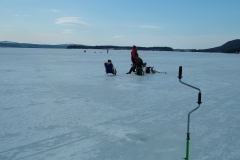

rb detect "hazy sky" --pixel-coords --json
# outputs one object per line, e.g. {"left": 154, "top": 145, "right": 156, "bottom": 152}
{"left": 0, "top": 0, "right": 239, "bottom": 49}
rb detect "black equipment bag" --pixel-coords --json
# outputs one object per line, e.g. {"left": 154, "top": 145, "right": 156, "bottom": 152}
{"left": 145, "top": 67, "right": 151, "bottom": 73}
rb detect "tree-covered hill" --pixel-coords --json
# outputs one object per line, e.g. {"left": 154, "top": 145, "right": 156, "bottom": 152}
{"left": 197, "top": 39, "right": 240, "bottom": 53}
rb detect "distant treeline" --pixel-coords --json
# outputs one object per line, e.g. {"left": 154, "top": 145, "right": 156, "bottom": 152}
{"left": 194, "top": 48, "right": 240, "bottom": 53}
{"left": 176, "top": 49, "right": 240, "bottom": 53}
{"left": 1, "top": 39, "right": 239, "bottom": 53}
{"left": 67, "top": 45, "right": 174, "bottom": 51}
{"left": 0, "top": 42, "right": 69, "bottom": 49}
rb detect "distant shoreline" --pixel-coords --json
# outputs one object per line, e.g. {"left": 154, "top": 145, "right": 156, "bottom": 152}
{"left": 1, "top": 39, "right": 239, "bottom": 53}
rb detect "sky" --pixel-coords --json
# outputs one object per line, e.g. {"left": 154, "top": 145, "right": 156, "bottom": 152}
{"left": 0, "top": 0, "right": 240, "bottom": 49}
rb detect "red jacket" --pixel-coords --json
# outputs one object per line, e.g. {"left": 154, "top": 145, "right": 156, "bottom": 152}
{"left": 131, "top": 49, "right": 137, "bottom": 59}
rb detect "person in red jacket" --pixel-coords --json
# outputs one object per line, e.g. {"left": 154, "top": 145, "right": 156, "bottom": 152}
{"left": 131, "top": 45, "right": 137, "bottom": 64}
{"left": 126, "top": 45, "right": 137, "bottom": 74}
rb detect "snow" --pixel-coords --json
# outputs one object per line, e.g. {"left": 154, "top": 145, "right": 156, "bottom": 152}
{"left": 0, "top": 48, "right": 240, "bottom": 160}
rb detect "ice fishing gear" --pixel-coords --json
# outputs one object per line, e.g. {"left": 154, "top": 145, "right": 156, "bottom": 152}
{"left": 145, "top": 66, "right": 167, "bottom": 74}
{"left": 145, "top": 66, "right": 151, "bottom": 73}
{"left": 155, "top": 70, "right": 167, "bottom": 74}
{"left": 136, "top": 67, "right": 144, "bottom": 75}
{"left": 137, "top": 63, "right": 147, "bottom": 75}
{"left": 178, "top": 66, "right": 202, "bottom": 160}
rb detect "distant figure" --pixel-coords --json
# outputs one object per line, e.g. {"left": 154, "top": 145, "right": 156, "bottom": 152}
{"left": 131, "top": 45, "right": 137, "bottom": 70}
{"left": 135, "top": 53, "right": 144, "bottom": 75}
{"left": 107, "top": 49, "right": 109, "bottom": 53}
{"left": 104, "top": 59, "right": 117, "bottom": 75}
{"left": 135, "top": 53, "right": 143, "bottom": 68}
{"left": 84, "top": 50, "right": 86, "bottom": 52}
{"left": 126, "top": 53, "right": 143, "bottom": 74}
{"left": 126, "top": 45, "right": 137, "bottom": 74}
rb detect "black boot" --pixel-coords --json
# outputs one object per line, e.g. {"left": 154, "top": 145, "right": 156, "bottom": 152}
{"left": 126, "top": 68, "right": 133, "bottom": 74}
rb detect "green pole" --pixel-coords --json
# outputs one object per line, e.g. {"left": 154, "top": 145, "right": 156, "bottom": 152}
{"left": 184, "top": 138, "right": 190, "bottom": 160}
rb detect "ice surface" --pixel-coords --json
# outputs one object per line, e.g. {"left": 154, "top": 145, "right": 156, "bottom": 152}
{"left": 0, "top": 48, "right": 240, "bottom": 160}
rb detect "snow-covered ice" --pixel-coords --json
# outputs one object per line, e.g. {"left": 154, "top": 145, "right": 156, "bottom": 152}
{"left": 0, "top": 48, "right": 240, "bottom": 160}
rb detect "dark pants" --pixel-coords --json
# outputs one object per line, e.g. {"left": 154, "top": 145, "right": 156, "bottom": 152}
{"left": 129, "top": 57, "right": 136, "bottom": 73}
{"left": 128, "top": 64, "right": 136, "bottom": 73}
{"left": 131, "top": 57, "right": 136, "bottom": 64}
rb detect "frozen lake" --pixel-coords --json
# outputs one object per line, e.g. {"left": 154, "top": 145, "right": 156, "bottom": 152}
{"left": 0, "top": 48, "right": 240, "bottom": 160}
